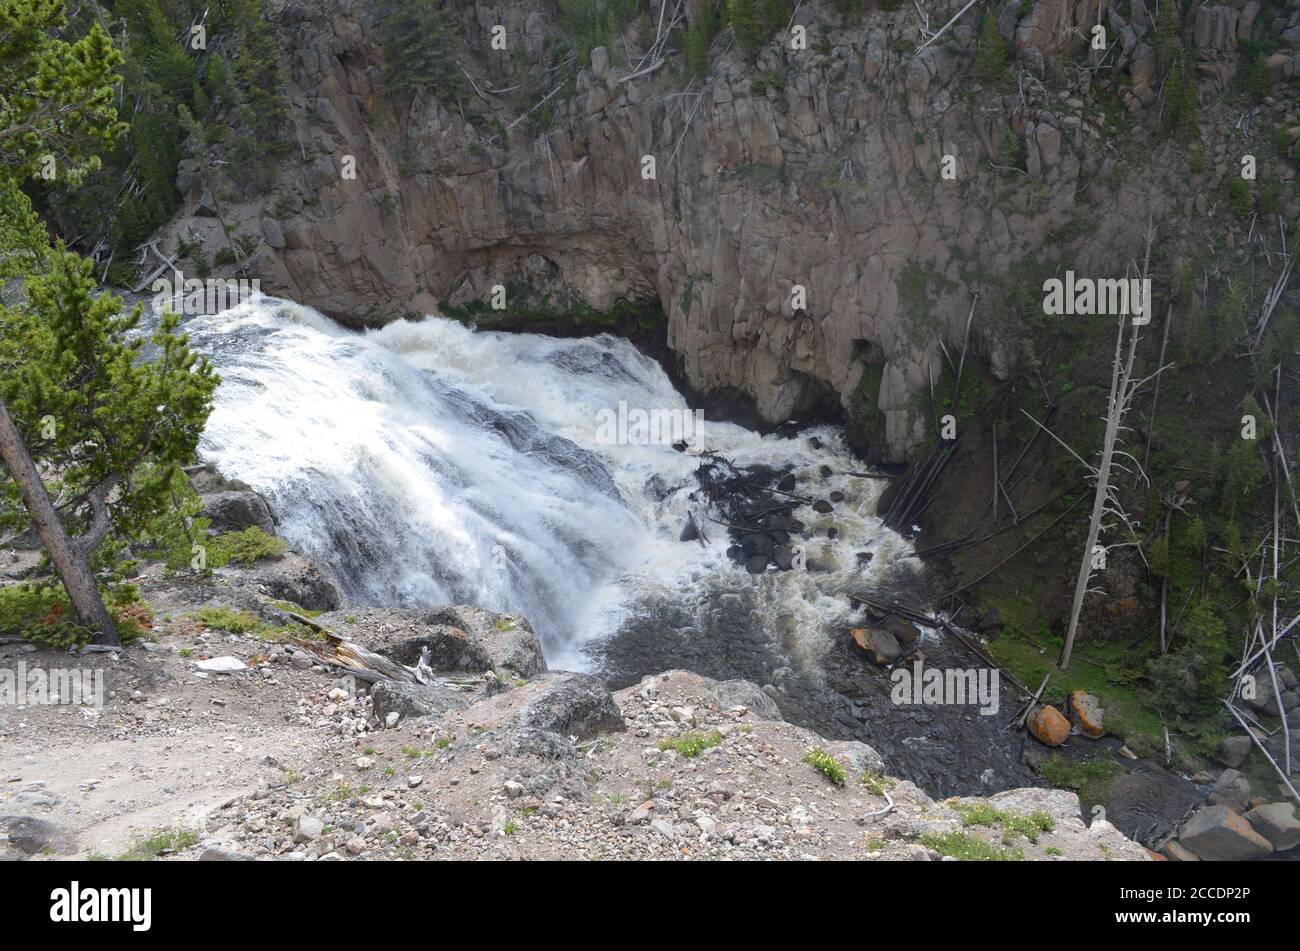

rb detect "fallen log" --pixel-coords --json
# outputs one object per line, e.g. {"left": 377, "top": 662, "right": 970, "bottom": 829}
{"left": 278, "top": 609, "right": 420, "bottom": 684}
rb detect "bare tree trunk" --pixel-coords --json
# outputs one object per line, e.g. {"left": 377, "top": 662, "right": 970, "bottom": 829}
{"left": 1059, "top": 225, "right": 1157, "bottom": 669}
{"left": 0, "top": 399, "right": 119, "bottom": 646}
{"left": 1060, "top": 318, "right": 1134, "bottom": 669}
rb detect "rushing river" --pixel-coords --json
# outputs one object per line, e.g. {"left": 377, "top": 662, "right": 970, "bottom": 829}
{"left": 167, "top": 293, "right": 1039, "bottom": 795}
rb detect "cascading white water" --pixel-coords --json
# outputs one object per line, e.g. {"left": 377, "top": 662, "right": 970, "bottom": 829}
{"left": 180, "top": 295, "right": 919, "bottom": 671}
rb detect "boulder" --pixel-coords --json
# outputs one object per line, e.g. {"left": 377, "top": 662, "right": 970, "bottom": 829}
{"left": 261, "top": 217, "right": 287, "bottom": 250}
{"left": 1208, "top": 768, "right": 1252, "bottom": 813}
{"left": 1178, "top": 804, "right": 1272, "bottom": 860}
{"left": 199, "top": 846, "right": 255, "bottom": 861}
{"left": 1068, "top": 690, "right": 1105, "bottom": 738}
{"left": 370, "top": 679, "right": 470, "bottom": 722}
{"left": 1028, "top": 705, "right": 1070, "bottom": 747}
{"left": 0, "top": 815, "right": 74, "bottom": 855}
{"left": 436, "top": 607, "right": 547, "bottom": 679}
{"left": 1217, "top": 734, "right": 1253, "bottom": 768}
{"left": 517, "top": 671, "right": 624, "bottom": 739}
{"left": 706, "top": 679, "right": 783, "bottom": 720}
{"left": 251, "top": 553, "right": 341, "bottom": 613}
{"left": 320, "top": 606, "right": 545, "bottom": 679}
{"left": 850, "top": 627, "right": 902, "bottom": 665}
{"left": 1243, "top": 802, "right": 1300, "bottom": 851}
{"left": 203, "top": 489, "right": 276, "bottom": 535}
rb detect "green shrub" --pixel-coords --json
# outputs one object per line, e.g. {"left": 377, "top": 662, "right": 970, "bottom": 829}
{"left": 804, "top": 747, "right": 847, "bottom": 785}
{"left": 1227, "top": 176, "right": 1252, "bottom": 216}
{"left": 955, "top": 803, "right": 1055, "bottom": 844}
{"left": 208, "top": 526, "right": 286, "bottom": 566}
{"left": 658, "top": 730, "right": 723, "bottom": 758}
{"left": 920, "top": 831, "right": 1024, "bottom": 861}
{"left": 860, "top": 769, "right": 894, "bottom": 796}
{"left": 0, "top": 583, "right": 148, "bottom": 648}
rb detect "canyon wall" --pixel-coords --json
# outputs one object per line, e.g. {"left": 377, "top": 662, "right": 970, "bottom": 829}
{"left": 163, "top": 0, "right": 1300, "bottom": 460}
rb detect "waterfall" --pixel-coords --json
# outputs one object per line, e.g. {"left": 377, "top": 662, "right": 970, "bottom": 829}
{"left": 178, "top": 295, "right": 918, "bottom": 671}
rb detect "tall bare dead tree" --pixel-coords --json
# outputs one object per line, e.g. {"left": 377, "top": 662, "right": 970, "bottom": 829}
{"left": 1023, "top": 223, "right": 1167, "bottom": 669}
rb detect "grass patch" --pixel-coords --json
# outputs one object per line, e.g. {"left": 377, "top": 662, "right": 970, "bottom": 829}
{"left": 954, "top": 803, "right": 1055, "bottom": 844}
{"left": 804, "top": 747, "right": 847, "bottom": 785}
{"left": 189, "top": 605, "right": 318, "bottom": 643}
{"left": 657, "top": 730, "right": 723, "bottom": 758}
{"left": 117, "top": 827, "right": 199, "bottom": 861}
{"left": 860, "top": 769, "right": 895, "bottom": 796}
{"left": 920, "top": 830, "right": 1025, "bottom": 861}
{"left": 191, "top": 606, "right": 263, "bottom": 635}
{"left": 982, "top": 593, "right": 1164, "bottom": 756}
{"left": 1038, "top": 754, "right": 1122, "bottom": 809}
{"left": 207, "top": 526, "right": 286, "bottom": 566}
{"left": 267, "top": 599, "right": 321, "bottom": 618}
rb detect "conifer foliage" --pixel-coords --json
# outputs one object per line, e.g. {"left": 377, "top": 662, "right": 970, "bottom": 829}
{"left": 380, "top": 0, "right": 467, "bottom": 99}
{"left": 0, "top": 0, "right": 219, "bottom": 644}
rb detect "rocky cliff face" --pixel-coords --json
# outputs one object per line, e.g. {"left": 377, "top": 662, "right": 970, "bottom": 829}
{"left": 162, "top": 0, "right": 1300, "bottom": 461}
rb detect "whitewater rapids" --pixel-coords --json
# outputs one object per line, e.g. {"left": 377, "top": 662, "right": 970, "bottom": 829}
{"left": 176, "top": 295, "right": 918, "bottom": 672}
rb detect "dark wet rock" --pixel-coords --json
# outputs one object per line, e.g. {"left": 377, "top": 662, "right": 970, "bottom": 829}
{"left": 517, "top": 672, "right": 624, "bottom": 739}
{"left": 889, "top": 621, "right": 921, "bottom": 651}
{"left": 1103, "top": 762, "right": 1203, "bottom": 843}
{"left": 707, "top": 679, "right": 783, "bottom": 720}
{"left": 772, "top": 545, "right": 795, "bottom": 570}
{"left": 812, "top": 500, "right": 833, "bottom": 514}
{"left": 830, "top": 490, "right": 845, "bottom": 502}
{"left": 827, "top": 527, "right": 839, "bottom": 540}
{"left": 679, "top": 518, "right": 700, "bottom": 542}
{"left": 855, "top": 551, "right": 874, "bottom": 566}
{"left": 819, "top": 465, "right": 832, "bottom": 478}
{"left": 250, "top": 552, "right": 341, "bottom": 612}
{"left": 976, "top": 608, "right": 1004, "bottom": 633}
{"left": 0, "top": 815, "right": 74, "bottom": 856}
{"left": 777, "top": 473, "right": 797, "bottom": 492}
{"left": 744, "top": 554, "right": 770, "bottom": 574}
{"left": 203, "top": 489, "right": 276, "bottom": 535}
{"left": 371, "top": 679, "right": 471, "bottom": 722}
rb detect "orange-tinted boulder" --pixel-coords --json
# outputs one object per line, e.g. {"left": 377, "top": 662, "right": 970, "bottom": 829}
{"left": 1028, "top": 704, "right": 1070, "bottom": 746}
{"left": 1068, "top": 689, "right": 1105, "bottom": 738}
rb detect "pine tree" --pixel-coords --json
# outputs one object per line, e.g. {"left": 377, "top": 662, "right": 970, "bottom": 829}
{"left": 686, "top": 2, "right": 719, "bottom": 79}
{"left": 728, "top": 0, "right": 763, "bottom": 59}
{"left": 380, "top": 0, "right": 466, "bottom": 100}
{"left": 0, "top": 251, "right": 219, "bottom": 644}
{"left": 972, "top": 16, "right": 1009, "bottom": 84}
{"left": 0, "top": 1, "right": 219, "bottom": 644}
{"left": 0, "top": 0, "right": 126, "bottom": 182}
